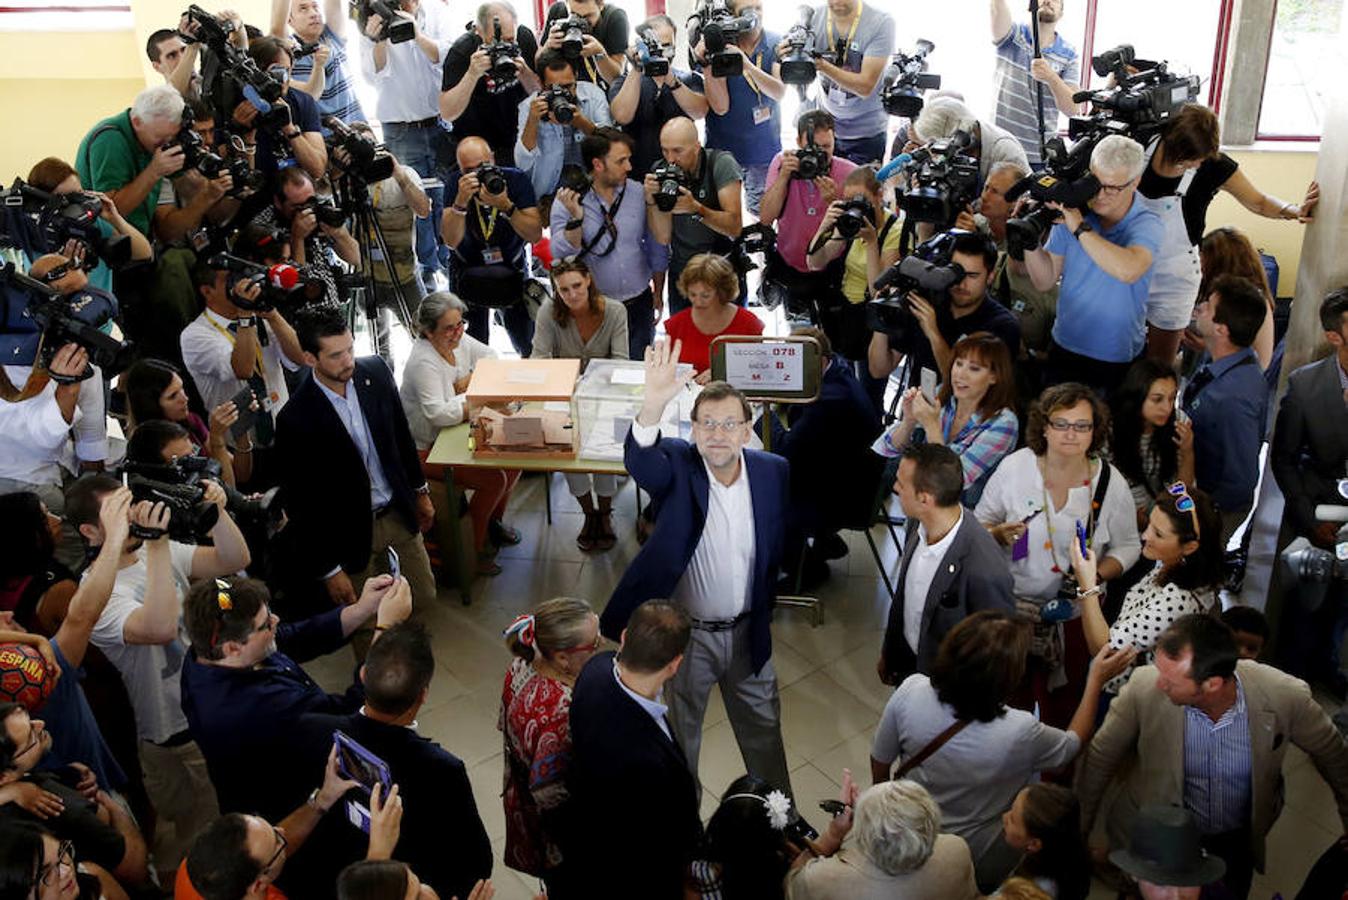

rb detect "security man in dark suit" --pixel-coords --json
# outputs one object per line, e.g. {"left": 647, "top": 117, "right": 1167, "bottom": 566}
{"left": 289, "top": 622, "right": 493, "bottom": 900}
{"left": 879, "top": 443, "right": 1015, "bottom": 683}
{"left": 275, "top": 307, "right": 437, "bottom": 647}
{"left": 1271, "top": 287, "right": 1348, "bottom": 692}
{"left": 569, "top": 600, "right": 701, "bottom": 900}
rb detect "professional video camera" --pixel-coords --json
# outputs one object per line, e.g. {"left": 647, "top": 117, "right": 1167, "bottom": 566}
{"left": 554, "top": 13, "right": 590, "bottom": 59}
{"left": 0, "top": 262, "right": 133, "bottom": 379}
{"left": 0, "top": 180, "right": 132, "bottom": 270}
{"left": 896, "top": 130, "right": 979, "bottom": 226}
{"left": 180, "top": 5, "right": 286, "bottom": 130}
{"left": 350, "top": 0, "right": 414, "bottom": 43}
{"left": 793, "top": 135, "right": 830, "bottom": 180}
{"left": 122, "top": 456, "right": 222, "bottom": 542}
{"left": 1002, "top": 144, "right": 1102, "bottom": 259}
{"left": 866, "top": 231, "right": 965, "bottom": 337}
{"left": 323, "top": 116, "right": 396, "bottom": 184}
{"left": 687, "top": 0, "right": 757, "bottom": 78}
{"left": 834, "top": 196, "right": 874, "bottom": 240}
{"left": 540, "top": 85, "right": 577, "bottom": 124}
{"left": 206, "top": 252, "right": 313, "bottom": 312}
{"left": 727, "top": 222, "right": 775, "bottom": 276}
{"left": 1073, "top": 45, "right": 1201, "bottom": 137}
{"left": 1282, "top": 501, "right": 1348, "bottom": 611}
{"left": 481, "top": 15, "right": 521, "bottom": 82}
{"left": 777, "top": 6, "right": 818, "bottom": 87}
{"left": 634, "top": 25, "right": 671, "bottom": 78}
{"left": 650, "top": 160, "right": 690, "bottom": 213}
{"left": 882, "top": 39, "right": 939, "bottom": 118}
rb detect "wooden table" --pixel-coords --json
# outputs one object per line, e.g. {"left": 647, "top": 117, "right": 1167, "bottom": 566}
{"left": 426, "top": 423, "right": 634, "bottom": 601}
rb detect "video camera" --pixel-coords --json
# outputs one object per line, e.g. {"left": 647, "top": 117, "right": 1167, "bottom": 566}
{"left": 778, "top": 6, "right": 818, "bottom": 87}
{"left": 0, "top": 180, "right": 132, "bottom": 271}
{"left": 1282, "top": 501, "right": 1348, "bottom": 611}
{"left": 0, "top": 262, "right": 133, "bottom": 379}
{"left": 793, "top": 135, "right": 830, "bottom": 180}
{"left": 350, "top": 0, "right": 415, "bottom": 44}
{"left": 688, "top": 0, "right": 757, "bottom": 78}
{"left": 727, "top": 222, "right": 775, "bottom": 276}
{"left": 882, "top": 39, "right": 940, "bottom": 119}
{"left": 555, "top": 13, "right": 590, "bottom": 60}
{"left": 323, "top": 116, "right": 396, "bottom": 184}
{"left": 122, "top": 456, "right": 222, "bottom": 542}
{"left": 540, "top": 85, "right": 578, "bottom": 124}
{"left": 1074, "top": 45, "right": 1201, "bottom": 136}
{"left": 834, "top": 196, "right": 874, "bottom": 240}
{"left": 481, "top": 15, "right": 521, "bottom": 82}
{"left": 866, "top": 231, "right": 965, "bottom": 337}
{"left": 650, "top": 160, "right": 691, "bottom": 212}
{"left": 896, "top": 130, "right": 979, "bottom": 227}
{"left": 634, "top": 25, "right": 671, "bottom": 78}
{"left": 206, "top": 252, "right": 313, "bottom": 312}
{"left": 180, "top": 5, "right": 286, "bottom": 132}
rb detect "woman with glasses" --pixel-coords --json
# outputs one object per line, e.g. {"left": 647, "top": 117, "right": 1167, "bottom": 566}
{"left": 532, "top": 258, "right": 629, "bottom": 550}
{"left": 399, "top": 293, "right": 521, "bottom": 577}
{"left": 1069, "top": 482, "right": 1222, "bottom": 702}
{"left": 498, "top": 597, "right": 601, "bottom": 895}
{"left": 661, "top": 253, "right": 763, "bottom": 382}
{"left": 0, "top": 822, "right": 114, "bottom": 900}
{"left": 123, "top": 359, "right": 248, "bottom": 488}
{"left": 874, "top": 332, "right": 1018, "bottom": 507}
{"left": 975, "top": 383, "right": 1140, "bottom": 728}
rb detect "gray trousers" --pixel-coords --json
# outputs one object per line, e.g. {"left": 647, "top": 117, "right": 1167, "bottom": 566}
{"left": 666, "top": 619, "right": 793, "bottom": 800}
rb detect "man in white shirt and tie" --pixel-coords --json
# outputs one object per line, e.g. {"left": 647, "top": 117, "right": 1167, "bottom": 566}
{"left": 600, "top": 339, "right": 793, "bottom": 798}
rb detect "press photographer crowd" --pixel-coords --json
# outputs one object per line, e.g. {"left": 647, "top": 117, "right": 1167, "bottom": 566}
{"left": 1, "top": 0, "right": 1345, "bottom": 897}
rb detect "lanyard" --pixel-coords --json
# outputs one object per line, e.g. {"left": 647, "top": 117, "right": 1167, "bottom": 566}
{"left": 744, "top": 45, "right": 765, "bottom": 101}
{"left": 826, "top": 2, "right": 862, "bottom": 60}
{"left": 205, "top": 312, "right": 265, "bottom": 378}
{"left": 1039, "top": 460, "right": 1095, "bottom": 576}
{"left": 473, "top": 198, "right": 499, "bottom": 243}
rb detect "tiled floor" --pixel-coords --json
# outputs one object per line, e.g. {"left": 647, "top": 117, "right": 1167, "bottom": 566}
{"left": 301, "top": 473, "right": 1343, "bottom": 900}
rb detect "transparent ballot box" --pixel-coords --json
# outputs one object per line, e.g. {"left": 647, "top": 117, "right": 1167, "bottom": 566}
{"left": 574, "top": 359, "right": 694, "bottom": 461}
{"left": 465, "top": 358, "right": 581, "bottom": 458}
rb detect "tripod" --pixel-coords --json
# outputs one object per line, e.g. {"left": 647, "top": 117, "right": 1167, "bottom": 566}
{"left": 1028, "top": 0, "right": 1049, "bottom": 163}
{"left": 332, "top": 171, "right": 415, "bottom": 363}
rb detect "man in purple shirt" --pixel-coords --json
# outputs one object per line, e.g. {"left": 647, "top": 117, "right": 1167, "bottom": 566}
{"left": 552, "top": 127, "right": 672, "bottom": 358}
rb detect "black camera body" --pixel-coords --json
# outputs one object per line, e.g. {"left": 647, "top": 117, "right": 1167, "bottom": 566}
{"left": 181, "top": 5, "right": 286, "bottom": 131}
{"left": 352, "top": 0, "right": 415, "bottom": 44}
{"left": 834, "top": 196, "right": 875, "bottom": 240}
{"left": 882, "top": 39, "right": 940, "bottom": 118}
{"left": 482, "top": 16, "right": 521, "bottom": 82}
{"left": 1077, "top": 44, "right": 1201, "bottom": 134}
{"left": 867, "top": 232, "right": 966, "bottom": 337}
{"left": 1003, "top": 154, "right": 1103, "bottom": 260}
{"left": 556, "top": 14, "right": 590, "bottom": 59}
{"left": 727, "top": 222, "right": 775, "bottom": 276}
{"left": 651, "top": 160, "right": 690, "bottom": 212}
{"left": 897, "top": 130, "right": 979, "bottom": 226}
{"left": 475, "top": 164, "right": 508, "bottom": 196}
{"left": 303, "top": 197, "right": 349, "bottom": 229}
{"left": 1, "top": 180, "right": 132, "bottom": 271}
{"left": 123, "top": 456, "right": 222, "bottom": 543}
{"left": 778, "top": 8, "right": 818, "bottom": 86}
{"left": 690, "top": 0, "right": 756, "bottom": 78}
{"left": 635, "top": 26, "right": 671, "bottom": 78}
{"left": 206, "top": 252, "right": 315, "bottom": 313}
{"left": 540, "top": 84, "right": 577, "bottom": 124}
{"left": 323, "top": 116, "right": 396, "bottom": 184}
{"left": 794, "top": 139, "right": 830, "bottom": 180}
{"left": 0, "top": 262, "right": 132, "bottom": 380}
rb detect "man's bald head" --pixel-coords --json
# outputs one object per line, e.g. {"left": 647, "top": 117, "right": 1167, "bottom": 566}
{"left": 456, "top": 138, "right": 495, "bottom": 172}
{"left": 660, "top": 118, "right": 701, "bottom": 173}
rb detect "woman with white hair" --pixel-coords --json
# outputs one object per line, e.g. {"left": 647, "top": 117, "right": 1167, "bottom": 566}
{"left": 912, "top": 97, "right": 1029, "bottom": 189}
{"left": 400, "top": 291, "right": 521, "bottom": 576}
{"left": 785, "top": 773, "right": 980, "bottom": 900}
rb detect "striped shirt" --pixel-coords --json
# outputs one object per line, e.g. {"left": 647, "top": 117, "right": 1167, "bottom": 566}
{"left": 1183, "top": 676, "right": 1252, "bottom": 834}
{"left": 876, "top": 401, "right": 1019, "bottom": 506}
{"left": 290, "top": 24, "right": 367, "bottom": 128}
{"left": 992, "top": 23, "right": 1079, "bottom": 168}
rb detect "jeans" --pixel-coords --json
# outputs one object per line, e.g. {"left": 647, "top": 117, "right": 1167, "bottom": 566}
{"left": 622, "top": 287, "right": 656, "bottom": 359}
{"left": 834, "top": 133, "right": 887, "bottom": 166}
{"left": 742, "top": 162, "right": 771, "bottom": 218}
{"left": 380, "top": 121, "right": 449, "bottom": 277}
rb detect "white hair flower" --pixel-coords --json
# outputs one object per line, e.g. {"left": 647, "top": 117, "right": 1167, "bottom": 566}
{"left": 764, "top": 790, "right": 792, "bottom": 831}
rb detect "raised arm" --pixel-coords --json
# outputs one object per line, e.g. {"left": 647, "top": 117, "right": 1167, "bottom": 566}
{"left": 990, "top": 0, "right": 1013, "bottom": 43}
{"left": 55, "top": 489, "right": 131, "bottom": 666}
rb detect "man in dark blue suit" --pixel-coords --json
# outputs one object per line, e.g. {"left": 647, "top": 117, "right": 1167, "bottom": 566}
{"left": 571, "top": 600, "right": 701, "bottom": 900}
{"left": 600, "top": 338, "right": 793, "bottom": 798}
{"left": 274, "top": 307, "right": 436, "bottom": 647}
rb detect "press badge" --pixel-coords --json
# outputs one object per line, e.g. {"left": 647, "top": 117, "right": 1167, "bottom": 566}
{"left": 482, "top": 247, "right": 504, "bottom": 265}
{"left": 752, "top": 105, "right": 772, "bottom": 125}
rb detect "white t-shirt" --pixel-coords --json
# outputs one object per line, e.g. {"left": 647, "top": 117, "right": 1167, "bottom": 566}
{"left": 180, "top": 309, "right": 298, "bottom": 425}
{"left": 89, "top": 541, "right": 196, "bottom": 743}
{"left": 871, "top": 674, "right": 1079, "bottom": 865}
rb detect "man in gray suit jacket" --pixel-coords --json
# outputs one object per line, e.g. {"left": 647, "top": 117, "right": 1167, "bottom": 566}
{"left": 1271, "top": 288, "right": 1348, "bottom": 688}
{"left": 878, "top": 444, "right": 1015, "bottom": 684}
{"left": 1078, "top": 614, "right": 1348, "bottom": 900}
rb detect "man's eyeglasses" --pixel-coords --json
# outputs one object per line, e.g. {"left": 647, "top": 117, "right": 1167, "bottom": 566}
{"left": 262, "top": 827, "right": 288, "bottom": 873}
{"left": 1166, "top": 481, "right": 1201, "bottom": 539}
{"left": 1096, "top": 177, "right": 1137, "bottom": 196}
{"left": 39, "top": 263, "right": 73, "bottom": 284}
{"left": 1047, "top": 419, "right": 1093, "bottom": 433}
{"left": 696, "top": 418, "right": 746, "bottom": 432}
{"left": 38, "top": 840, "right": 75, "bottom": 887}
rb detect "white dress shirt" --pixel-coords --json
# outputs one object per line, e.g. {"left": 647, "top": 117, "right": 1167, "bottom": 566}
{"left": 902, "top": 509, "right": 964, "bottom": 653}
{"left": 0, "top": 365, "right": 102, "bottom": 486}
{"left": 613, "top": 660, "right": 671, "bottom": 740}
{"left": 358, "top": 1, "right": 452, "bottom": 122}
{"left": 398, "top": 335, "right": 497, "bottom": 450}
{"left": 632, "top": 421, "right": 756, "bottom": 621}
{"left": 180, "top": 309, "right": 297, "bottom": 420}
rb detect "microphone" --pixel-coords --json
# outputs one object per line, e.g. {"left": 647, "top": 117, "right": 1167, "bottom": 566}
{"left": 875, "top": 152, "right": 913, "bottom": 182}
{"left": 267, "top": 263, "right": 299, "bottom": 291}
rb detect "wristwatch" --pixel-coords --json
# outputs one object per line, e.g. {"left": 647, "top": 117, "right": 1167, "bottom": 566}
{"left": 307, "top": 788, "right": 329, "bottom": 813}
{"left": 565, "top": 216, "right": 584, "bottom": 230}
{"left": 1073, "top": 221, "right": 1093, "bottom": 239}
{"left": 503, "top": 203, "right": 518, "bottom": 218}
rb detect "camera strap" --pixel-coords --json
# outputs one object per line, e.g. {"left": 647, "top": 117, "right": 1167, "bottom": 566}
{"left": 575, "top": 184, "right": 625, "bottom": 261}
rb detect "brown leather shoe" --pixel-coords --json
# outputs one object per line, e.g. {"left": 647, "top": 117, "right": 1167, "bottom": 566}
{"left": 576, "top": 512, "right": 598, "bottom": 552}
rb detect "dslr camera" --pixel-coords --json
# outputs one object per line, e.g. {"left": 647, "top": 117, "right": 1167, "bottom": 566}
{"left": 481, "top": 15, "right": 521, "bottom": 82}
{"left": 474, "top": 163, "right": 508, "bottom": 196}
{"left": 882, "top": 39, "right": 940, "bottom": 119}
{"left": 634, "top": 26, "right": 671, "bottom": 78}
{"left": 540, "top": 84, "right": 578, "bottom": 124}
{"left": 727, "top": 222, "right": 775, "bottom": 276}
{"left": 688, "top": 0, "right": 757, "bottom": 78}
{"left": 777, "top": 6, "right": 818, "bottom": 87}
{"left": 867, "top": 231, "right": 965, "bottom": 337}
{"left": 350, "top": 0, "right": 415, "bottom": 44}
{"left": 122, "top": 456, "right": 223, "bottom": 543}
{"left": 555, "top": 13, "right": 590, "bottom": 59}
{"left": 833, "top": 196, "right": 875, "bottom": 240}
{"left": 323, "top": 116, "right": 396, "bottom": 184}
{"left": 650, "top": 160, "right": 691, "bottom": 213}
{"left": 0, "top": 262, "right": 133, "bottom": 379}
{"left": 897, "top": 130, "right": 980, "bottom": 227}
{"left": 793, "top": 135, "right": 830, "bottom": 180}
{"left": 0, "top": 180, "right": 133, "bottom": 271}
{"left": 301, "top": 197, "right": 349, "bottom": 229}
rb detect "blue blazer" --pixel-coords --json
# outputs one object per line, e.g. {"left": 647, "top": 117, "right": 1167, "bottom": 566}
{"left": 600, "top": 431, "right": 789, "bottom": 673}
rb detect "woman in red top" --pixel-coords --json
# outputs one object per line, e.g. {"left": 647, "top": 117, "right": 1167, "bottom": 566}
{"left": 662, "top": 253, "right": 764, "bottom": 379}
{"left": 498, "top": 597, "right": 602, "bottom": 895}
